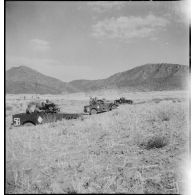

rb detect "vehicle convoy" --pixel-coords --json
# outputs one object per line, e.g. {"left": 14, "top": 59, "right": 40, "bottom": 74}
{"left": 84, "top": 97, "right": 118, "bottom": 115}
{"left": 114, "top": 97, "right": 133, "bottom": 105}
{"left": 12, "top": 100, "right": 81, "bottom": 127}
{"left": 12, "top": 97, "right": 132, "bottom": 126}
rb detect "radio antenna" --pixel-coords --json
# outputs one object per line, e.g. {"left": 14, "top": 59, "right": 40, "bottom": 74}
{"left": 35, "top": 81, "right": 38, "bottom": 99}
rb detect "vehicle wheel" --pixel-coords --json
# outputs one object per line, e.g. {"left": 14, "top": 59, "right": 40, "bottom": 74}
{"left": 23, "top": 122, "right": 35, "bottom": 126}
{"left": 112, "top": 105, "right": 117, "bottom": 109}
{"left": 90, "top": 109, "right": 97, "bottom": 115}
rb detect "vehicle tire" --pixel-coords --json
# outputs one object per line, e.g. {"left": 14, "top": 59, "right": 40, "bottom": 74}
{"left": 112, "top": 105, "right": 117, "bottom": 109}
{"left": 23, "top": 122, "right": 35, "bottom": 126}
{"left": 90, "top": 109, "right": 97, "bottom": 115}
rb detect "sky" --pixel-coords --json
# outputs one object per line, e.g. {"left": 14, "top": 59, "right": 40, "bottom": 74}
{"left": 6, "top": 1, "right": 190, "bottom": 82}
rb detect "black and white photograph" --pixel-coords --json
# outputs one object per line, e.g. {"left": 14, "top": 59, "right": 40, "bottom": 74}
{"left": 5, "top": 1, "right": 190, "bottom": 194}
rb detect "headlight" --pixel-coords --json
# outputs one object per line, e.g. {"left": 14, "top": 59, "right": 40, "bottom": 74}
{"left": 97, "top": 105, "right": 100, "bottom": 109}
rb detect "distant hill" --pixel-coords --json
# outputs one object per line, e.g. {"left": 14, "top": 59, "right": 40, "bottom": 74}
{"left": 6, "top": 63, "right": 189, "bottom": 94}
{"left": 6, "top": 66, "right": 76, "bottom": 94}
{"left": 68, "top": 63, "right": 189, "bottom": 92}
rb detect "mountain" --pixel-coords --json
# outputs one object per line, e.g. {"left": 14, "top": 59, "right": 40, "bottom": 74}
{"left": 6, "top": 63, "right": 189, "bottom": 94}
{"left": 6, "top": 66, "right": 76, "bottom": 94}
{"left": 68, "top": 63, "right": 189, "bottom": 91}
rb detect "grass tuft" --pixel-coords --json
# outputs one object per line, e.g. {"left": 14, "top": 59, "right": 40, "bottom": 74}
{"left": 157, "top": 111, "right": 170, "bottom": 121}
{"left": 139, "top": 135, "right": 169, "bottom": 150}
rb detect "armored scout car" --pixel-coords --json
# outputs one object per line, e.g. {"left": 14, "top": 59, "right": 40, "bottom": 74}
{"left": 84, "top": 97, "right": 117, "bottom": 115}
{"left": 114, "top": 97, "right": 133, "bottom": 105}
{"left": 12, "top": 100, "right": 81, "bottom": 126}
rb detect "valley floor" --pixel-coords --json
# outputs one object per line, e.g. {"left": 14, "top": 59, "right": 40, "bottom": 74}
{"left": 6, "top": 90, "right": 190, "bottom": 194}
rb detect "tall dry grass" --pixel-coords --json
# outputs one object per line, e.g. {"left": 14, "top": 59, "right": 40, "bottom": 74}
{"left": 6, "top": 92, "right": 189, "bottom": 194}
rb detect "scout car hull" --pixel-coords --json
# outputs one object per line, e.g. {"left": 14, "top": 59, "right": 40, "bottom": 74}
{"left": 12, "top": 112, "right": 81, "bottom": 127}
{"left": 84, "top": 99, "right": 117, "bottom": 115}
{"left": 114, "top": 98, "right": 133, "bottom": 105}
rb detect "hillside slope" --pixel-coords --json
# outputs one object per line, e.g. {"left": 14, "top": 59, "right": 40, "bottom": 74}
{"left": 69, "top": 63, "right": 189, "bottom": 91}
{"left": 6, "top": 66, "right": 77, "bottom": 94}
{"left": 6, "top": 63, "right": 189, "bottom": 94}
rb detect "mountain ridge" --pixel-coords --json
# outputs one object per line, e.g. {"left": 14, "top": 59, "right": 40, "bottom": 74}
{"left": 6, "top": 63, "right": 189, "bottom": 94}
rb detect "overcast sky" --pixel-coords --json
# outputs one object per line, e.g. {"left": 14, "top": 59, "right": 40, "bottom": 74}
{"left": 6, "top": 1, "right": 190, "bottom": 82}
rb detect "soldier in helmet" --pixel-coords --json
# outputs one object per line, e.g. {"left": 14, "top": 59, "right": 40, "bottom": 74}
{"left": 46, "top": 99, "right": 49, "bottom": 103}
{"left": 45, "top": 99, "right": 53, "bottom": 105}
{"left": 45, "top": 99, "right": 53, "bottom": 107}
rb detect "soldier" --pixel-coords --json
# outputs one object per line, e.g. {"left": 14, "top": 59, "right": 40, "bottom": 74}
{"left": 34, "top": 102, "right": 43, "bottom": 113}
{"left": 26, "top": 103, "right": 34, "bottom": 114}
{"left": 89, "top": 97, "right": 93, "bottom": 105}
{"left": 44, "top": 99, "right": 52, "bottom": 108}
{"left": 43, "top": 99, "right": 58, "bottom": 112}
{"left": 45, "top": 99, "right": 53, "bottom": 105}
{"left": 41, "top": 102, "right": 45, "bottom": 108}
{"left": 26, "top": 102, "right": 42, "bottom": 114}
{"left": 91, "top": 97, "right": 96, "bottom": 105}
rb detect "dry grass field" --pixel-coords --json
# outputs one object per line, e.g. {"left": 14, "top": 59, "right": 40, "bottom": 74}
{"left": 6, "top": 90, "right": 190, "bottom": 194}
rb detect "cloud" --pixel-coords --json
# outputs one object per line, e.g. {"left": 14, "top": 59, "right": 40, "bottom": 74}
{"left": 171, "top": 1, "right": 190, "bottom": 25}
{"left": 87, "top": 1, "right": 126, "bottom": 12}
{"left": 92, "top": 14, "right": 169, "bottom": 40}
{"left": 30, "top": 39, "right": 51, "bottom": 52}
